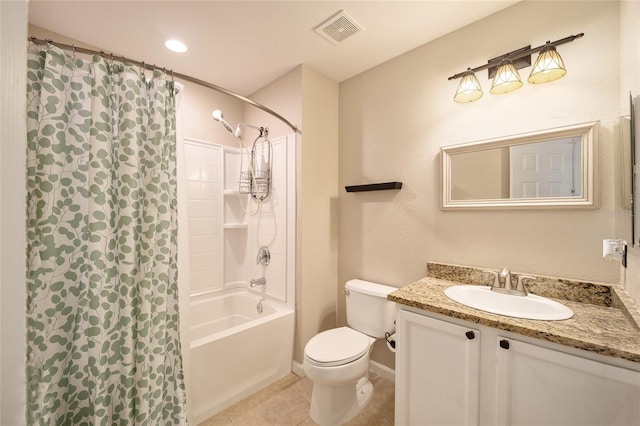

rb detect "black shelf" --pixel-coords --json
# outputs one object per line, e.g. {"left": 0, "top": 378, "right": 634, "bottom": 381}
{"left": 345, "top": 182, "right": 403, "bottom": 192}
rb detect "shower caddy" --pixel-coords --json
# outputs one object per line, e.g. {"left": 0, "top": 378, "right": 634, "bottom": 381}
{"left": 239, "top": 127, "right": 272, "bottom": 201}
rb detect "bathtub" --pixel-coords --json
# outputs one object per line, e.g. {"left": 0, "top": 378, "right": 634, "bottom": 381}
{"left": 189, "top": 287, "right": 295, "bottom": 424}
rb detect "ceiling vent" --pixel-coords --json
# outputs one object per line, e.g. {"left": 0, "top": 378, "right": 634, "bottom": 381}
{"left": 315, "top": 10, "right": 364, "bottom": 45}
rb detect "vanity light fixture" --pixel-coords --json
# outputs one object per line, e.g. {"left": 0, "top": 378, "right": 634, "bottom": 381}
{"left": 449, "top": 33, "right": 583, "bottom": 103}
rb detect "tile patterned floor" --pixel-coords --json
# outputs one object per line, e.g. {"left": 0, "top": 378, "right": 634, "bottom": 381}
{"left": 197, "top": 373, "right": 395, "bottom": 426}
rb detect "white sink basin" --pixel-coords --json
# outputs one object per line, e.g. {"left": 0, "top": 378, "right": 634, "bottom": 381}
{"left": 444, "top": 285, "right": 573, "bottom": 320}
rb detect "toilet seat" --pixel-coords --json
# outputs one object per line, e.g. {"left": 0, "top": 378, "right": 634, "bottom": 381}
{"left": 304, "top": 327, "right": 372, "bottom": 367}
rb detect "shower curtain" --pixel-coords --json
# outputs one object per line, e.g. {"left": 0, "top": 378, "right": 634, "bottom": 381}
{"left": 25, "top": 43, "right": 187, "bottom": 425}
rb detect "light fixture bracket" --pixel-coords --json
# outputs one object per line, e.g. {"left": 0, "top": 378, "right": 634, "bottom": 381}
{"left": 447, "top": 33, "right": 584, "bottom": 81}
{"left": 487, "top": 45, "right": 531, "bottom": 79}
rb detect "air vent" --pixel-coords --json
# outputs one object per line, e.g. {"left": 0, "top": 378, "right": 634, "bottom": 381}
{"left": 315, "top": 10, "right": 364, "bottom": 45}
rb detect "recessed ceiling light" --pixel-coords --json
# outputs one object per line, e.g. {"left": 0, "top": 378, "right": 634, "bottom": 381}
{"left": 165, "top": 39, "right": 188, "bottom": 53}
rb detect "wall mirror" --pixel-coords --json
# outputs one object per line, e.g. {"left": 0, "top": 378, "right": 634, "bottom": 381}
{"left": 441, "top": 121, "right": 599, "bottom": 210}
{"left": 632, "top": 95, "right": 639, "bottom": 246}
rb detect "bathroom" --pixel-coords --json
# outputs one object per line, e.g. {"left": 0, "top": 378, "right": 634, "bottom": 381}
{"left": 2, "top": 0, "right": 640, "bottom": 425}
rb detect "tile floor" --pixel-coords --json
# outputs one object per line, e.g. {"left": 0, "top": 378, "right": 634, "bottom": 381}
{"left": 197, "top": 373, "right": 395, "bottom": 426}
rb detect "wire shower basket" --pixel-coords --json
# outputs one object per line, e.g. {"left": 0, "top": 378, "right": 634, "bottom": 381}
{"left": 239, "top": 170, "right": 271, "bottom": 198}
{"left": 238, "top": 127, "right": 272, "bottom": 201}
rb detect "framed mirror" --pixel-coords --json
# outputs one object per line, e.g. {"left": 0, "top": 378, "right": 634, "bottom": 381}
{"left": 441, "top": 121, "right": 599, "bottom": 210}
{"left": 633, "top": 95, "right": 639, "bottom": 246}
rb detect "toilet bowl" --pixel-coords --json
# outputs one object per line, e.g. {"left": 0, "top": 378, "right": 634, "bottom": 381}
{"left": 304, "top": 327, "right": 376, "bottom": 425}
{"left": 303, "top": 280, "right": 397, "bottom": 426}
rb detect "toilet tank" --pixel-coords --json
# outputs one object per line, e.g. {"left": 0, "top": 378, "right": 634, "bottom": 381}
{"left": 345, "top": 279, "right": 397, "bottom": 338}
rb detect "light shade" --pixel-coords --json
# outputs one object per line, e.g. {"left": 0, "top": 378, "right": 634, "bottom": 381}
{"left": 528, "top": 43, "right": 567, "bottom": 84}
{"left": 490, "top": 59, "right": 523, "bottom": 95}
{"left": 454, "top": 69, "right": 483, "bottom": 103}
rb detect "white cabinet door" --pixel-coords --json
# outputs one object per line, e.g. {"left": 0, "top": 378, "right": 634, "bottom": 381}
{"left": 496, "top": 337, "right": 640, "bottom": 426}
{"left": 395, "top": 310, "right": 480, "bottom": 426}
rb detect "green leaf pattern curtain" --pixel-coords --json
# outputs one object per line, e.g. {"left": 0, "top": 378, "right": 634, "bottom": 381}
{"left": 26, "top": 42, "right": 187, "bottom": 425}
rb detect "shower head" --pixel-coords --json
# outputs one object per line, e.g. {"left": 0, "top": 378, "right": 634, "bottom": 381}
{"left": 212, "top": 110, "right": 235, "bottom": 134}
{"left": 212, "top": 109, "right": 224, "bottom": 121}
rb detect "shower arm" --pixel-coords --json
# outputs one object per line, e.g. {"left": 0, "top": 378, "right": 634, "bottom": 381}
{"left": 212, "top": 110, "right": 268, "bottom": 140}
{"left": 236, "top": 123, "right": 268, "bottom": 139}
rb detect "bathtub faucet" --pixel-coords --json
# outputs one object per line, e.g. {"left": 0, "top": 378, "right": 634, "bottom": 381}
{"left": 250, "top": 277, "right": 266, "bottom": 287}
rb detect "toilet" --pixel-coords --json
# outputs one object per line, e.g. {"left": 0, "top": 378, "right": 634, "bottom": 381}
{"left": 303, "top": 279, "right": 397, "bottom": 426}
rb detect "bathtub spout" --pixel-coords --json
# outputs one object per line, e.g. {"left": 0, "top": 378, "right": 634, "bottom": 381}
{"left": 250, "top": 277, "right": 266, "bottom": 287}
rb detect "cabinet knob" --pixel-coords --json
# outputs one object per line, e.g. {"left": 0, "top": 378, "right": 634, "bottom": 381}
{"left": 499, "top": 339, "right": 510, "bottom": 350}
{"left": 465, "top": 331, "right": 475, "bottom": 340}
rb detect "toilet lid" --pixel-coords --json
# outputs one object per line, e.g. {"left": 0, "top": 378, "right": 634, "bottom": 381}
{"left": 304, "top": 327, "right": 371, "bottom": 367}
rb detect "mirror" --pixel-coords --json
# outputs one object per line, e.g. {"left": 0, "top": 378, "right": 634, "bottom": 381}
{"left": 633, "top": 95, "right": 639, "bottom": 246}
{"left": 621, "top": 115, "right": 633, "bottom": 212}
{"left": 619, "top": 94, "right": 637, "bottom": 246}
{"left": 441, "top": 122, "right": 599, "bottom": 210}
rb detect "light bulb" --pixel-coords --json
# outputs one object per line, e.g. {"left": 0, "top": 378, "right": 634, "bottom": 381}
{"left": 165, "top": 39, "right": 188, "bottom": 53}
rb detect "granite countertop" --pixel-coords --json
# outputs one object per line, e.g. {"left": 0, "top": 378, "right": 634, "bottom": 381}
{"left": 388, "top": 262, "right": 640, "bottom": 364}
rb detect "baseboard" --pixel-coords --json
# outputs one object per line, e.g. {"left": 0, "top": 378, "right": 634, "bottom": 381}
{"left": 370, "top": 360, "right": 395, "bottom": 383}
{"left": 291, "top": 360, "right": 305, "bottom": 377}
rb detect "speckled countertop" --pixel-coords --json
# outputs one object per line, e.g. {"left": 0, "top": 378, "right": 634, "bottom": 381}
{"left": 389, "top": 262, "right": 640, "bottom": 364}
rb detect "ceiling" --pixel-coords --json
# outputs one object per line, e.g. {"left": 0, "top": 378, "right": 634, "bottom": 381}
{"left": 28, "top": 1, "right": 518, "bottom": 96}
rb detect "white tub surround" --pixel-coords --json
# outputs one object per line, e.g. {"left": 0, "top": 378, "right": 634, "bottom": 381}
{"left": 181, "top": 135, "right": 297, "bottom": 423}
{"left": 189, "top": 288, "right": 294, "bottom": 424}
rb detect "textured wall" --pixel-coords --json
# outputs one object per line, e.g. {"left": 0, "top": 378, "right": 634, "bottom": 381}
{"left": 2, "top": 1, "right": 28, "bottom": 422}
{"left": 248, "top": 66, "right": 340, "bottom": 365}
{"left": 339, "top": 1, "right": 624, "bottom": 369}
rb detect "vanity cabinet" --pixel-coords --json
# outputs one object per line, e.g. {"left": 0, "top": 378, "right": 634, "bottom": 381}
{"left": 395, "top": 309, "right": 480, "bottom": 425}
{"left": 495, "top": 336, "right": 640, "bottom": 425}
{"left": 395, "top": 308, "right": 640, "bottom": 426}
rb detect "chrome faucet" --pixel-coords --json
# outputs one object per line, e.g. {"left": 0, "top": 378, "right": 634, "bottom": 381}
{"left": 250, "top": 277, "right": 266, "bottom": 287}
{"left": 499, "top": 267, "right": 513, "bottom": 292}
{"left": 486, "top": 267, "right": 530, "bottom": 296}
{"left": 515, "top": 274, "right": 535, "bottom": 296}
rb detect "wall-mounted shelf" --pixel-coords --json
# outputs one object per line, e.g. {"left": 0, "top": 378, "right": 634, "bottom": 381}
{"left": 345, "top": 181, "right": 403, "bottom": 192}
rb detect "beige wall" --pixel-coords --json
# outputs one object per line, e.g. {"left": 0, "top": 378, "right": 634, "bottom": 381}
{"left": 246, "top": 66, "right": 302, "bottom": 139}
{"left": 179, "top": 80, "right": 244, "bottom": 147}
{"left": 1, "top": 0, "right": 27, "bottom": 423}
{"left": 249, "top": 65, "right": 340, "bottom": 364}
{"left": 298, "top": 66, "right": 340, "bottom": 362}
{"left": 339, "top": 1, "right": 626, "bottom": 369}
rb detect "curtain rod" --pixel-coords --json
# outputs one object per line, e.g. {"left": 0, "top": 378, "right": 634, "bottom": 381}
{"left": 29, "top": 37, "right": 299, "bottom": 134}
